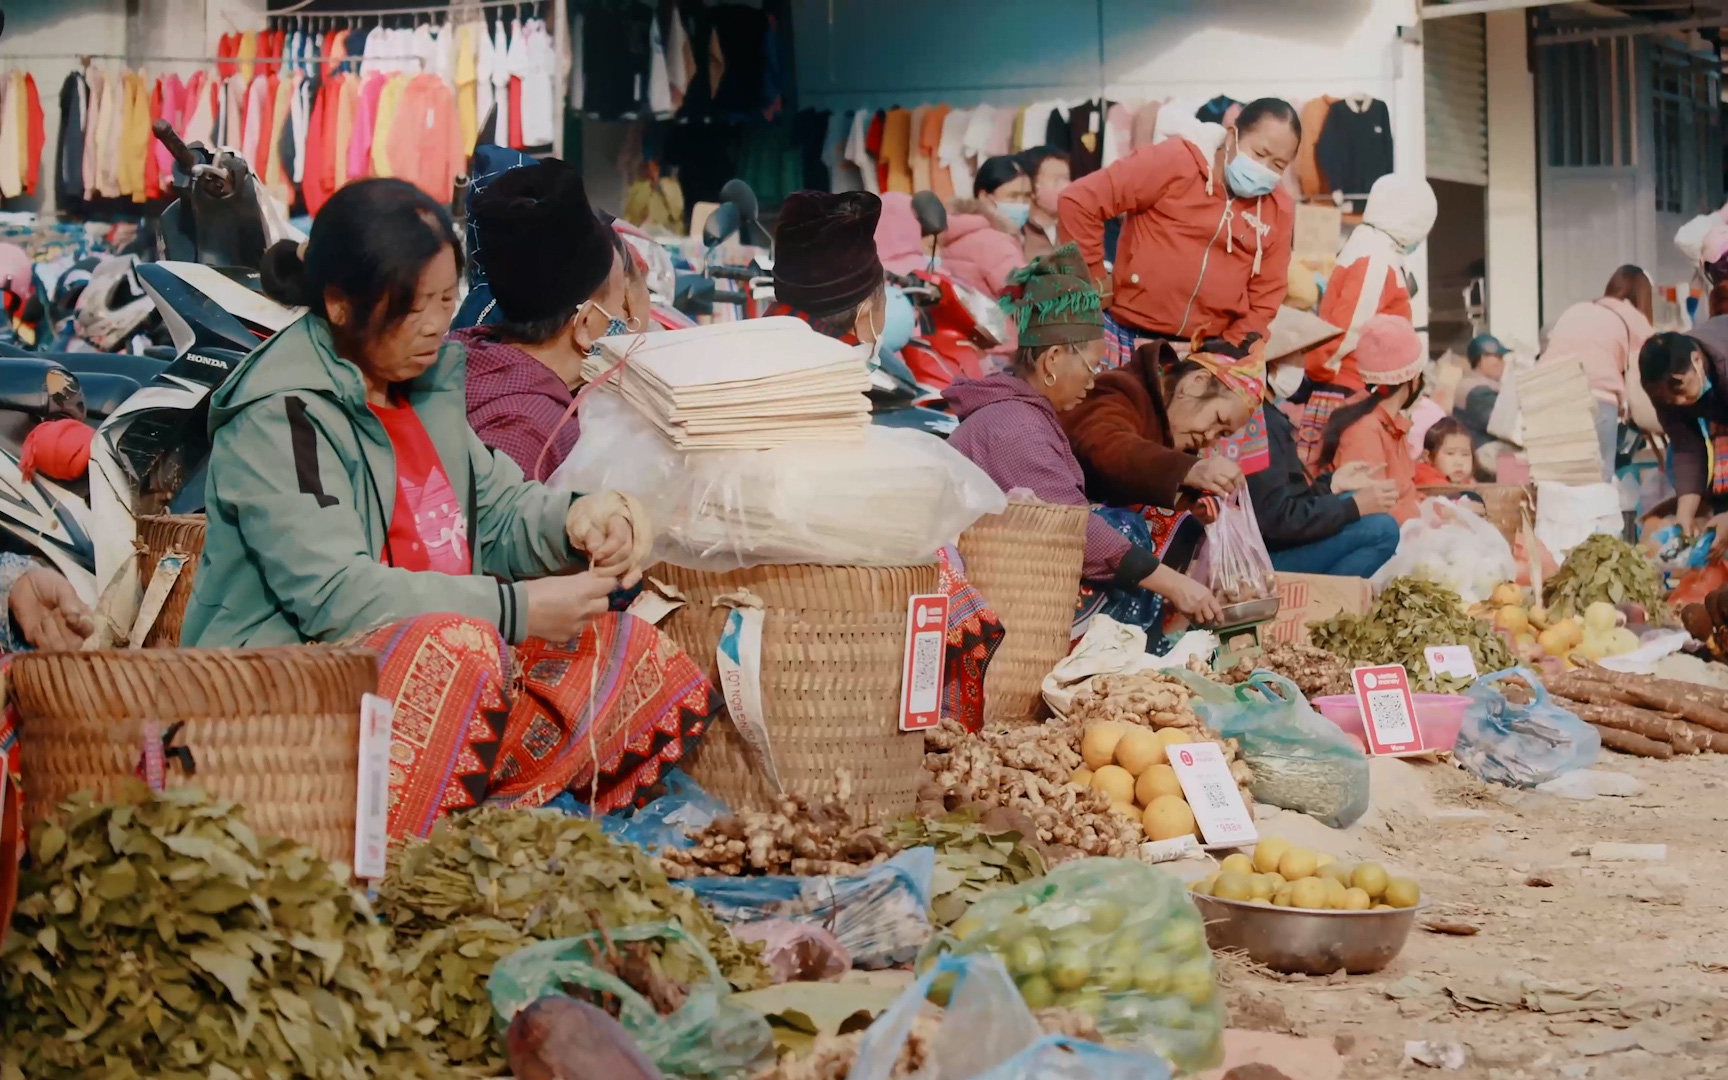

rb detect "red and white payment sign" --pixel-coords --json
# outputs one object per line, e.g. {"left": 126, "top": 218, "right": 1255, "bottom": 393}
{"left": 1351, "top": 664, "right": 1426, "bottom": 755}
{"left": 1168, "top": 741, "right": 1257, "bottom": 846}
{"left": 899, "top": 593, "right": 949, "bottom": 732}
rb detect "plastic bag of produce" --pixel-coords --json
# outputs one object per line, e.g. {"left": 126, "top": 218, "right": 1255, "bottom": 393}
{"left": 915, "top": 857, "right": 1223, "bottom": 1074}
{"left": 851, "top": 953, "right": 1173, "bottom": 1080}
{"left": 550, "top": 391, "right": 1006, "bottom": 569}
{"left": 1457, "top": 667, "right": 1602, "bottom": 788}
{"left": 487, "top": 922, "right": 774, "bottom": 1080}
{"left": 1199, "top": 490, "right": 1277, "bottom": 606}
{"left": 684, "top": 847, "right": 934, "bottom": 968}
{"left": 1371, "top": 497, "right": 1516, "bottom": 603}
{"left": 1179, "top": 671, "right": 1371, "bottom": 828}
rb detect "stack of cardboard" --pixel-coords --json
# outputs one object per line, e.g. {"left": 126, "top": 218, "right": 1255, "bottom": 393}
{"left": 1515, "top": 358, "right": 1603, "bottom": 484}
{"left": 582, "top": 317, "right": 871, "bottom": 450}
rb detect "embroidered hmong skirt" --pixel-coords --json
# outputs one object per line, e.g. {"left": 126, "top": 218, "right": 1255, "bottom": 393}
{"left": 1073, "top": 506, "right": 1196, "bottom": 652}
{"left": 938, "top": 547, "right": 1005, "bottom": 734}
{"left": 352, "top": 611, "right": 719, "bottom": 840}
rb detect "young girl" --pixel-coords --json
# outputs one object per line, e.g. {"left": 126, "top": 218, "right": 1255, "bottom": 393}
{"left": 1415, "top": 416, "right": 1475, "bottom": 486}
{"left": 1320, "top": 315, "right": 1427, "bottom": 524}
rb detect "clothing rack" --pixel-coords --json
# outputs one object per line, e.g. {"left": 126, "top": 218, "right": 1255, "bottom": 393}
{"left": 268, "top": 0, "right": 547, "bottom": 18}
{"left": 0, "top": 52, "right": 429, "bottom": 64}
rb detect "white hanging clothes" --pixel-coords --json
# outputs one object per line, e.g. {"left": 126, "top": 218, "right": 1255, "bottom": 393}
{"left": 845, "top": 109, "right": 877, "bottom": 195}
{"left": 477, "top": 20, "right": 497, "bottom": 139}
{"left": 491, "top": 20, "right": 513, "bottom": 146}
{"left": 647, "top": 18, "right": 672, "bottom": 116}
{"left": 939, "top": 106, "right": 973, "bottom": 196}
{"left": 568, "top": 12, "right": 584, "bottom": 112}
{"left": 519, "top": 20, "right": 557, "bottom": 147}
{"left": 665, "top": 11, "right": 692, "bottom": 112}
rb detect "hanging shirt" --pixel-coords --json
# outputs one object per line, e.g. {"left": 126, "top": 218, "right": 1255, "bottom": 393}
{"left": 647, "top": 17, "right": 672, "bottom": 116}
{"left": 372, "top": 74, "right": 409, "bottom": 178}
{"left": 98, "top": 70, "right": 125, "bottom": 199}
{"left": 334, "top": 74, "right": 357, "bottom": 187}
{"left": 388, "top": 75, "right": 460, "bottom": 202}
{"left": 237, "top": 31, "right": 257, "bottom": 84}
{"left": 265, "top": 73, "right": 293, "bottom": 207}
{"left": 349, "top": 74, "right": 383, "bottom": 181}
{"left": 455, "top": 21, "right": 479, "bottom": 155}
{"left": 666, "top": 10, "right": 693, "bottom": 112}
{"left": 567, "top": 12, "right": 584, "bottom": 112}
{"left": 505, "top": 21, "right": 527, "bottom": 149}
{"left": 121, "top": 72, "right": 152, "bottom": 203}
{"left": 81, "top": 71, "right": 103, "bottom": 200}
{"left": 143, "top": 76, "right": 162, "bottom": 199}
{"left": 0, "top": 73, "right": 21, "bottom": 200}
{"left": 520, "top": 19, "right": 557, "bottom": 147}
{"left": 369, "top": 399, "right": 471, "bottom": 576}
{"left": 475, "top": 20, "right": 496, "bottom": 141}
{"left": 56, "top": 71, "right": 87, "bottom": 208}
{"left": 490, "top": 20, "right": 512, "bottom": 146}
{"left": 303, "top": 78, "right": 332, "bottom": 214}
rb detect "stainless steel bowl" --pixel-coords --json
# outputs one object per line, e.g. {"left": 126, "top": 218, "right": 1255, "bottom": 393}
{"left": 1191, "top": 894, "right": 1428, "bottom": 975}
{"left": 1201, "top": 597, "right": 1280, "bottom": 630}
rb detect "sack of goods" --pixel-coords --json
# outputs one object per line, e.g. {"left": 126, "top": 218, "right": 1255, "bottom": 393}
{"left": 556, "top": 320, "right": 1006, "bottom": 569}
{"left": 579, "top": 317, "right": 873, "bottom": 449}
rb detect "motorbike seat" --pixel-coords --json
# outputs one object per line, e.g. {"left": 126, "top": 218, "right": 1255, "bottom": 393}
{"left": 77, "top": 373, "right": 143, "bottom": 419}
{"left": 0, "top": 345, "right": 168, "bottom": 384}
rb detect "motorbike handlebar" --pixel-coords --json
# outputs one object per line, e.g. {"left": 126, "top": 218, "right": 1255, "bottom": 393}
{"left": 707, "top": 265, "right": 760, "bottom": 282}
{"left": 709, "top": 289, "right": 749, "bottom": 305}
{"left": 152, "top": 120, "right": 197, "bottom": 174}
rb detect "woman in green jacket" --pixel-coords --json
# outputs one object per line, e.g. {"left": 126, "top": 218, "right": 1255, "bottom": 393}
{"left": 183, "top": 179, "right": 717, "bottom": 840}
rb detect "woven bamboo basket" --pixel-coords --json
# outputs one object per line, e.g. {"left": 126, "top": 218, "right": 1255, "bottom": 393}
{"left": 13, "top": 647, "right": 376, "bottom": 866}
{"left": 653, "top": 562, "right": 936, "bottom": 822}
{"left": 137, "top": 514, "right": 207, "bottom": 647}
{"left": 957, "top": 501, "right": 1088, "bottom": 724}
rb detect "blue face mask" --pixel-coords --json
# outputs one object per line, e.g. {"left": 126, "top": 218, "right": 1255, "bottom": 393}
{"left": 878, "top": 286, "right": 916, "bottom": 360}
{"left": 606, "top": 316, "right": 630, "bottom": 337}
{"left": 996, "top": 201, "right": 1031, "bottom": 229}
{"left": 1224, "top": 153, "right": 1280, "bottom": 198}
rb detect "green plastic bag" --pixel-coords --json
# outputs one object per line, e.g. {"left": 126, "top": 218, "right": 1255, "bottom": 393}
{"left": 1178, "top": 670, "right": 1370, "bottom": 828}
{"left": 917, "top": 857, "right": 1224, "bottom": 1075}
{"left": 487, "top": 922, "right": 774, "bottom": 1080}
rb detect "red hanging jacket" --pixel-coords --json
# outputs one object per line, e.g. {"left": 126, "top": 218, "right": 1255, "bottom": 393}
{"left": 21, "top": 75, "right": 42, "bottom": 197}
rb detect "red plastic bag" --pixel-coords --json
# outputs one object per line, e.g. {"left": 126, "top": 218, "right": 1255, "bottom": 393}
{"left": 1669, "top": 562, "right": 1728, "bottom": 606}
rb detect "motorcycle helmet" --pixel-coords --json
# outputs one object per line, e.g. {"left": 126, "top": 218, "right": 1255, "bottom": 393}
{"left": 74, "top": 254, "right": 157, "bottom": 351}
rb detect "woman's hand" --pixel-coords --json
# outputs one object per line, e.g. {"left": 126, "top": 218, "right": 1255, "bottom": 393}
{"left": 524, "top": 569, "right": 623, "bottom": 643}
{"left": 1330, "top": 461, "right": 1379, "bottom": 494}
{"left": 1145, "top": 564, "right": 1223, "bottom": 626}
{"left": 1351, "top": 480, "right": 1400, "bottom": 517}
{"left": 10, "top": 565, "right": 94, "bottom": 650}
{"left": 1704, "top": 511, "right": 1728, "bottom": 560}
{"left": 566, "top": 491, "right": 651, "bottom": 587}
{"left": 1185, "top": 456, "right": 1244, "bottom": 495}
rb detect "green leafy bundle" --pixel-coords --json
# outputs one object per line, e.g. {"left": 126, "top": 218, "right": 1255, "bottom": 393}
{"left": 1310, "top": 577, "right": 1514, "bottom": 693}
{"left": 1543, "top": 533, "right": 1669, "bottom": 622}
{"left": 883, "top": 812, "right": 1046, "bottom": 926}
{"left": 0, "top": 786, "right": 425, "bottom": 1080}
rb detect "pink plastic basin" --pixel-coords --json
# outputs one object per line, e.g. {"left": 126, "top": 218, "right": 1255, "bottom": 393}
{"left": 1310, "top": 693, "right": 1470, "bottom": 754}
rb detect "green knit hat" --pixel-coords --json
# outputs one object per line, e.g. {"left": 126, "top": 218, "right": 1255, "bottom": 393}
{"left": 998, "top": 243, "right": 1104, "bottom": 349}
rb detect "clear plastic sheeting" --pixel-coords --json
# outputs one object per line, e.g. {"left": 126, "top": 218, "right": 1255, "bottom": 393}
{"left": 1371, "top": 497, "right": 1517, "bottom": 604}
{"left": 551, "top": 391, "right": 1007, "bottom": 570}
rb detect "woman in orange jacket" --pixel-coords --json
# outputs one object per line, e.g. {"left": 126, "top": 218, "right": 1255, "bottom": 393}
{"left": 1056, "top": 98, "right": 1301, "bottom": 367}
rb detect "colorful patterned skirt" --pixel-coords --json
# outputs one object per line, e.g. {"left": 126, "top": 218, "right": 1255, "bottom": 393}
{"left": 351, "top": 611, "right": 719, "bottom": 840}
{"left": 1073, "top": 506, "right": 1197, "bottom": 652}
{"left": 1288, "top": 387, "right": 1363, "bottom": 472}
{"left": 939, "top": 547, "right": 1006, "bottom": 734}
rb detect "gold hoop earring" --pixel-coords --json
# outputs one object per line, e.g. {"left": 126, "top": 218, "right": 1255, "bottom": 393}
{"left": 1044, "top": 372, "right": 1057, "bottom": 387}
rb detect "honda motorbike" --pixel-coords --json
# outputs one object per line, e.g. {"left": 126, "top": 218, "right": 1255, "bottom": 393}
{"left": 0, "top": 121, "right": 301, "bottom": 602}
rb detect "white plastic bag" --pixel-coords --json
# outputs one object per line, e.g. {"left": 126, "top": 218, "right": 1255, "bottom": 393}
{"left": 1534, "top": 480, "right": 1622, "bottom": 558}
{"left": 1201, "top": 490, "right": 1277, "bottom": 605}
{"left": 550, "top": 391, "right": 1006, "bottom": 569}
{"left": 1371, "top": 497, "right": 1516, "bottom": 603}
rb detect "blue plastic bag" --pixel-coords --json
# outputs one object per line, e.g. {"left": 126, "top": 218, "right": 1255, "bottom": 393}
{"left": 544, "top": 769, "right": 731, "bottom": 853}
{"left": 850, "top": 954, "right": 1171, "bottom": 1080}
{"left": 684, "top": 847, "right": 934, "bottom": 969}
{"left": 1458, "top": 667, "right": 1601, "bottom": 788}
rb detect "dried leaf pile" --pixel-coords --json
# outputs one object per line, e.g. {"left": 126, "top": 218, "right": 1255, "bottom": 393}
{"left": 919, "top": 671, "right": 1250, "bottom": 858}
{"left": 1312, "top": 577, "right": 1514, "bottom": 692}
{"left": 0, "top": 786, "right": 421, "bottom": 1080}
{"left": 661, "top": 781, "right": 898, "bottom": 878}
{"left": 376, "top": 808, "right": 768, "bottom": 1066}
{"left": 1219, "top": 641, "right": 1353, "bottom": 698}
{"left": 881, "top": 812, "right": 1046, "bottom": 926}
{"left": 1544, "top": 533, "right": 1669, "bottom": 623}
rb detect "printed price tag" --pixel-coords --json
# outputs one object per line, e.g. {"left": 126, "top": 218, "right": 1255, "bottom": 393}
{"left": 353, "top": 693, "right": 394, "bottom": 880}
{"left": 899, "top": 593, "right": 949, "bottom": 732}
{"left": 1351, "top": 664, "right": 1426, "bottom": 756}
{"left": 1168, "top": 741, "right": 1257, "bottom": 847}
{"left": 1424, "top": 645, "right": 1478, "bottom": 683}
{"left": 139, "top": 720, "right": 165, "bottom": 792}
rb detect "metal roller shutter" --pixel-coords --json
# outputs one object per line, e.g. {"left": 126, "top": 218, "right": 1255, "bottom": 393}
{"left": 1426, "top": 14, "right": 1489, "bottom": 185}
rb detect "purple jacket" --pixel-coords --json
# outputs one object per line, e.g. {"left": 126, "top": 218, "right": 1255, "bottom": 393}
{"left": 943, "top": 373, "right": 1158, "bottom": 586}
{"left": 452, "top": 326, "right": 581, "bottom": 482}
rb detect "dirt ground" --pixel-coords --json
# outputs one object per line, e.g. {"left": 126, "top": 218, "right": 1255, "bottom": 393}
{"left": 1214, "top": 753, "right": 1728, "bottom": 1079}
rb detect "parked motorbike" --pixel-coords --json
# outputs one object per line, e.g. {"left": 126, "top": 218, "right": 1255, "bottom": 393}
{"left": 894, "top": 191, "right": 1006, "bottom": 390}
{"left": 0, "top": 122, "right": 301, "bottom": 602}
{"left": 673, "top": 178, "right": 774, "bottom": 320}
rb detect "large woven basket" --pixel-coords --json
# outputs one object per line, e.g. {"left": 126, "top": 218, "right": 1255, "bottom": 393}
{"left": 137, "top": 514, "right": 207, "bottom": 647}
{"left": 957, "top": 501, "right": 1088, "bottom": 724}
{"left": 653, "top": 562, "right": 936, "bottom": 822}
{"left": 13, "top": 647, "right": 376, "bottom": 866}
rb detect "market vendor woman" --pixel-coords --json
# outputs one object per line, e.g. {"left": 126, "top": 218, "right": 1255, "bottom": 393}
{"left": 944, "top": 245, "right": 1224, "bottom": 636}
{"left": 182, "top": 179, "right": 718, "bottom": 840}
{"left": 1640, "top": 325, "right": 1728, "bottom": 553}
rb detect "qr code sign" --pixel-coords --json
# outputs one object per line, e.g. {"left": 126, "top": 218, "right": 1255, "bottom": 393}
{"left": 1365, "top": 688, "right": 1415, "bottom": 743}
{"left": 908, "top": 631, "right": 941, "bottom": 715}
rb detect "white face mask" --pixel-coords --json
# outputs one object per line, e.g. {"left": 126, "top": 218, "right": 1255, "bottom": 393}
{"left": 1269, "top": 362, "right": 1304, "bottom": 401}
{"left": 854, "top": 304, "right": 885, "bottom": 365}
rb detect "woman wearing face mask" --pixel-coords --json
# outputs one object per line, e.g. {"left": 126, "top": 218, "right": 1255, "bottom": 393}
{"left": 945, "top": 247, "right": 1225, "bottom": 637}
{"left": 1019, "top": 145, "right": 1071, "bottom": 260}
{"left": 937, "top": 155, "right": 1034, "bottom": 297}
{"left": 1640, "top": 328, "right": 1728, "bottom": 553}
{"left": 183, "top": 178, "right": 720, "bottom": 841}
{"left": 1317, "top": 315, "right": 1428, "bottom": 526}
{"left": 453, "top": 161, "right": 639, "bottom": 481}
{"left": 1298, "top": 174, "right": 1437, "bottom": 467}
{"left": 1057, "top": 98, "right": 1301, "bottom": 365}
{"left": 1249, "top": 355, "right": 1402, "bottom": 578}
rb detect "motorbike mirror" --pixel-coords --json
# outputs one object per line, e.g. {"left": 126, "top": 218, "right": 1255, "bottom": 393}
{"left": 702, "top": 202, "right": 740, "bottom": 248}
{"left": 911, "top": 191, "right": 948, "bottom": 238}
{"left": 719, "top": 178, "right": 759, "bottom": 223}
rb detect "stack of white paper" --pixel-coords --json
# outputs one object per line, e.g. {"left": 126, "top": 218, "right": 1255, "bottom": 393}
{"left": 1516, "top": 358, "right": 1604, "bottom": 484}
{"left": 581, "top": 317, "right": 872, "bottom": 450}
